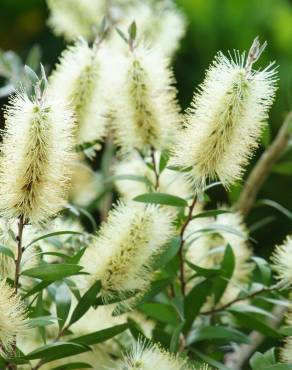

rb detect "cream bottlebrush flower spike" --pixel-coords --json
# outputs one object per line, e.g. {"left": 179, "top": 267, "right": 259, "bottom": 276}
{"left": 0, "top": 89, "right": 75, "bottom": 224}
{"left": 271, "top": 235, "right": 292, "bottom": 287}
{"left": 49, "top": 39, "right": 109, "bottom": 148}
{"left": 0, "top": 280, "right": 28, "bottom": 355}
{"left": 171, "top": 37, "right": 277, "bottom": 189}
{"left": 186, "top": 211, "right": 253, "bottom": 305}
{"left": 109, "top": 340, "right": 196, "bottom": 370}
{"left": 111, "top": 44, "right": 182, "bottom": 154}
{"left": 47, "top": 0, "right": 106, "bottom": 41}
{"left": 79, "top": 202, "right": 174, "bottom": 302}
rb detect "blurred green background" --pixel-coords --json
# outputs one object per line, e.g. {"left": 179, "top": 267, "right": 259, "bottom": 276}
{"left": 0, "top": 0, "right": 291, "bottom": 255}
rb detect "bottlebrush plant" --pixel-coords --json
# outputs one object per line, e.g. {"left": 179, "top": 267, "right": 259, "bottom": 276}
{"left": 0, "top": 1, "right": 291, "bottom": 370}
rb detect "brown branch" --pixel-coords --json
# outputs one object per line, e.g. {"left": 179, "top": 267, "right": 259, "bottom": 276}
{"left": 179, "top": 197, "right": 197, "bottom": 295}
{"left": 235, "top": 111, "right": 292, "bottom": 216}
{"left": 201, "top": 284, "right": 278, "bottom": 316}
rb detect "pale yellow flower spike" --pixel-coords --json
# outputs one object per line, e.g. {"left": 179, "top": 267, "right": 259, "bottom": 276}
{"left": 79, "top": 202, "right": 174, "bottom": 302}
{"left": 49, "top": 40, "right": 109, "bottom": 147}
{"left": 0, "top": 90, "right": 75, "bottom": 224}
{"left": 111, "top": 46, "right": 182, "bottom": 154}
{"left": 271, "top": 235, "right": 292, "bottom": 287}
{"left": 171, "top": 39, "right": 277, "bottom": 189}
{"left": 110, "top": 340, "right": 193, "bottom": 370}
{"left": 0, "top": 280, "right": 28, "bottom": 355}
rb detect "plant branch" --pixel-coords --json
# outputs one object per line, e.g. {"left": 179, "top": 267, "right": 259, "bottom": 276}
{"left": 235, "top": 111, "right": 292, "bottom": 216}
{"left": 179, "top": 197, "right": 197, "bottom": 295}
{"left": 201, "top": 284, "right": 279, "bottom": 316}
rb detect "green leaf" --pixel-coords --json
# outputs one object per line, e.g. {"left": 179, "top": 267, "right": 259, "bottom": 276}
{"left": 69, "top": 280, "right": 101, "bottom": 325}
{"left": 24, "top": 64, "right": 39, "bottom": 83}
{"left": 56, "top": 283, "right": 71, "bottom": 329}
{"left": 152, "top": 237, "right": 180, "bottom": 270}
{"left": 25, "top": 342, "right": 90, "bottom": 362}
{"left": 184, "top": 279, "right": 213, "bottom": 332}
{"left": 170, "top": 322, "right": 184, "bottom": 353}
{"left": 0, "top": 245, "right": 14, "bottom": 259}
{"left": 51, "top": 363, "right": 93, "bottom": 370}
{"left": 252, "top": 256, "right": 272, "bottom": 285}
{"left": 191, "top": 209, "right": 231, "bottom": 220}
{"left": 25, "top": 231, "right": 83, "bottom": 249}
{"left": 134, "top": 193, "right": 187, "bottom": 207}
{"left": 23, "top": 281, "right": 51, "bottom": 298}
{"left": 213, "top": 245, "right": 235, "bottom": 303}
{"left": 159, "top": 151, "right": 170, "bottom": 173}
{"left": 72, "top": 323, "right": 129, "bottom": 346}
{"left": 256, "top": 199, "right": 292, "bottom": 220}
{"left": 229, "top": 310, "right": 281, "bottom": 338}
{"left": 105, "top": 174, "right": 152, "bottom": 188}
{"left": 250, "top": 350, "right": 276, "bottom": 370}
{"left": 187, "top": 325, "right": 251, "bottom": 345}
{"left": 127, "top": 318, "right": 150, "bottom": 343}
{"left": 128, "top": 21, "right": 137, "bottom": 40}
{"left": 29, "top": 315, "right": 58, "bottom": 328}
{"left": 191, "top": 348, "right": 232, "bottom": 370}
{"left": 186, "top": 260, "right": 221, "bottom": 278}
{"left": 22, "top": 264, "right": 83, "bottom": 282}
{"left": 139, "top": 303, "right": 179, "bottom": 325}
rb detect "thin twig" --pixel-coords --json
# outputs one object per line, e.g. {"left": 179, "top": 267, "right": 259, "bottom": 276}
{"left": 201, "top": 284, "right": 278, "bottom": 315}
{"left": 179, "top": 197, "right": 197, "bottom": 295}
{"left": 235, "top": 111, "right": 292, "bottom": 216}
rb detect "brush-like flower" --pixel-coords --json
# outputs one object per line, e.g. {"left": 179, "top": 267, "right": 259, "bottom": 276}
{"left": 0, "top": 90, "right": 75, "bottom": 224}
{"left": 0, "top": 280, "right": 28, "bottom": 355}
{"left": 110, "top": 45, "right": 181, "bottom": 154}
{"left": 280, "top": 336, "right": 292, "bottom": 363}
{"left": 79, "top": 202, "right": 174, "bottom": 301}
{"left": 47, "top": 0, "right": 105, "bottom": 41}
{"left": 49, "top": 40, "right": 109, "bottom": 147}
{"left": 271, "top": 235, "right": 292, "bottom": 287}
{"left": 114, "top": 152, "right": 193, "bottom": 201}
{"left": 186, "top": 211, "right": 253, "bottom": 305}
{"left": 110, "top": 340, "right": 192, "bottom": 370}
{"left": 171, "top": 38, "right": 277, "bottom": 189}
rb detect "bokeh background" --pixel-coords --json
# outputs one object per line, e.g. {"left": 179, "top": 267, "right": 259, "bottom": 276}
{"left": 0, "top": 0, "right": 291, "bottom": 256}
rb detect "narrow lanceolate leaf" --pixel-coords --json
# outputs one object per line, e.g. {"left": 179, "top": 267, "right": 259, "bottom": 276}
{"left": 213, "top": 244, "right": 235, "bottom": 303}
{"left": 191, "top": 209, "right": 231, "bottom": 220}
{"left": 139, "top": 303, "right": 180, "bottom": 325}
{"left": 170, "top": 322, "right": 185, "bottom": 353}
{"left": 186, "top": 260, "right": 221, "bottom": 278}
{"left": 51, "top": 363, "right": 93, "bottom": 370}
{"left": 152, "top": 237, "right": 180, "bottom": 269}
{"left": 69, "top": 280, "right": 101, "bottom": 325}
{"left": 25, "top": 342, "right": 90, "bottom": 362}
{"left": 21, "top": 264, "right": 83, "bottom": 282}
{"left": 183, "top": 279, "right": 213, "bottom": 333}
{"left": 28, "top": 315, "right": 58, "bottom": 328}
{"left": 230, "top": 310, "right": 281, "bottom": 338}
{"left": 55, "top": 282, "right": 71, "bottom": 329}
{"left": 187, "top": 325, "right": 251, "bottom": 345}
{"left": 72, "top": 323, "right": 129, "bottom": 346}
{"left": 134, "top": 193, "right": 188, "bottom": 207}
{"left": 25, "top": 231, "right": 83, "bottom": 249}
{"left": 0, "top": 245, "right": 14, "bottom": 259}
